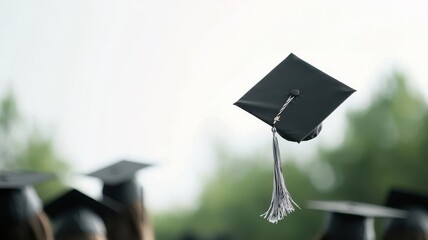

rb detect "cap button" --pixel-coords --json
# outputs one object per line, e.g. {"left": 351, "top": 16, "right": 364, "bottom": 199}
{"left": 290, "top": 89, "right": 300, "bottom": 96}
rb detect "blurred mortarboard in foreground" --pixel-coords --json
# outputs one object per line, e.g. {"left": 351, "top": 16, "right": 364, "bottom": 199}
{"left": 385, "top": 189, "right": 428, "bottom": 211}
{"left": 44, "top": 189, "right": 120, "bottom": 239}
{"left": 44, "top": 189, "right": 120, "bottom": 219}
{"left": 87, "top": 160, "right": 152, "bottom": 204}
{"left": 0, "top": 170, "right": 54, "bottom": 224}
{"left": 382, "top": 188, "right": 428, "bottom": 240}
{"left": 234, "top": 53, "right": 355, "bottom": 223}
{"left": 308, "top": 200, "right": 406, "bottom": 240}
{"left": 88, "top": 160, "right": 151, "bottom": 185}
{"left": 0, "top": 170, "right": 53, "bottom": 189}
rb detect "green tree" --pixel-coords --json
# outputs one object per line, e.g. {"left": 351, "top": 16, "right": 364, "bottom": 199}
{"left": 155, "top": 147, "right": 322, "bottom": 240}
{"left": 0, "top": 91, "right": 69, "bottom": 202}
{"left": 0, "top": 91, "right": 19, "bottom": 165}
{"left": 319, "top": 72, "right": 428, "bottom": 202}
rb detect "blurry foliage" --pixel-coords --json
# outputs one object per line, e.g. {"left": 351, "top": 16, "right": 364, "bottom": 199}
{"left": 0, "top": 90, "right": 69, "bottom": 202}
{"left": 155, "top": 150, "right": 322, "bottom": 240}
{"left": 320, "top": 72, "right": 428, "bottom": 203}
{"left": 0, "top": 91, "right": 19, "bottom": 164}
{"left": 154, "top": 72, "right": 428, "bottom": 239}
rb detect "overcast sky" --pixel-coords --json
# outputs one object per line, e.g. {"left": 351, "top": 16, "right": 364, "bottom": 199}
{"left": 1, "top": 0, "right": 428, "bottom": 212}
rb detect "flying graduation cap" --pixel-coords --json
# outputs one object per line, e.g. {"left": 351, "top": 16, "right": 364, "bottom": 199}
{"left": 0, "top": 170, "right": 54, "bottom": 224}
{"left": 87, "top": 160, "right": 152, "bottom": 205}
{"left": 234, "top": 53, "right": 355, "bottom": 223}
{"left": 308, "top": 200, "right": 406, "bottom": 240}
{"left": 44, "top": 189, "right": 120, "bottom": 239}
{"left": 382, "top": 189, "right": 428, "bottom": 240}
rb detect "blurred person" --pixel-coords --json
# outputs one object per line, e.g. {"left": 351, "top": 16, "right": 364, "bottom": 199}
{"left": 44, "top": 189, "right": 119, "bottom": 240}
{"left": 308, "top": 200, "right": 405, "bottom": 240}
{"left": 0, "top": 171, "right": 54, "bottom": 240}
{"left": 383, "top": 189, "right": 428, "bottom": 240}
{"left": 88, "top": 160, "right": 155, "bottom": 240}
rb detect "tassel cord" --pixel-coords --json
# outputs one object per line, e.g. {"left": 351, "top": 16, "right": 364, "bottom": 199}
{"left": 261, "top": 94, "right": 300, "bottom": 223}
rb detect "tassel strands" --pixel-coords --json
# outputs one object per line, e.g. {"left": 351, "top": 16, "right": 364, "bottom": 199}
{"left": 260, "top": 94, "right": 300, "bottom": 223}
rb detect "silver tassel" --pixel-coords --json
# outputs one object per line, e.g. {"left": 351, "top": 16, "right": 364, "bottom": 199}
{"left": 260, "top": 127, "right": 300, "bottom": 223}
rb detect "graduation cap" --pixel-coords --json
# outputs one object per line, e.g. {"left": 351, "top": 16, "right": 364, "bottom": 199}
{"left": 234, "top": 53, "right": 355, "bottom": 223}
{"left": 87, "top": 160, "right": 152, "bottom": 204}
{"left": 307, "top": 200, "right": 406, "bottom": 240}
{"left": 0, "top": 170, "right": 54, "bottom": 224}
{"left": 44, "top": 189, "right": 120, "bottom": 239}
{"left": 382, "top": 189, "right": 428, "bottom": 239}
{"left": 385, "top": 189, "right": 428, "bottom": 211}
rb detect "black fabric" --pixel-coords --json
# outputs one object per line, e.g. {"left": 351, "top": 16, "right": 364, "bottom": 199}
{"left": 318, "top": 213, "right": 374, "bottom": 240}
{"left": 88, "top": 160, "right": 150, "bottom": 204}
{"left": 0, "top": 187, "right": 41, "bottom": 224}
{"left": 309, "top": 201, "right": 406, "bottom": 240}
{"left": 88, "top": 160, "right": 151, "bottom": 185}
{"left": 0, "top": 170, "right": 52, "bottom": 226}
{"left": 54, "top": 208, "right": 106, "bottom": 239}
{"left": 45, "top": 189, "right": 120, "bottom": 238}
{"left": 0, "top": 170, "right": 53, "bottom": 189}
{"left": 383, "top": 189, "right": 428, "bottom": 239}
{"left": 234, "top": 53, "right": 355, "bottom": 142}
{"left": 304, "top": 123, "right": 322, "bottom": 141}
{"left": 383, "top": 208, "right": 428, "bottom": 240}
{"left": 45, "top": 189, "right": 120, "bottom": 220}
{"left": 102, "top": 179, "right": 143, "bottom": 205}
{"left": 386, "top": 189, "right": 428, "bottom": 212}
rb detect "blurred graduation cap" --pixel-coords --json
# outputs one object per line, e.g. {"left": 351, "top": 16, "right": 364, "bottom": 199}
{"left": 308, "top": 200, "right": 406, "bottom": 240}
{"left": 87, "top": 160, "right": 152, "bottom": 204}
{"left": 234, "top": 53, "right": 355, "bottom": 223}
{"left": 44, "top": 189, "right": 120, "bottom": 239}
{"left": 385, "top": 189, "right": 428, "bottom": 211}
{"left": 0, "top": 170, "right": 54, "bottom": 224}
{"left": 382, "top": 188, "right": 428, "bottom": 240}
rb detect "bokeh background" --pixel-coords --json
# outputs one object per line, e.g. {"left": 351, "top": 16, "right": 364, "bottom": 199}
{"left": 1, "top": 1, "right": 428, "bottom": 239}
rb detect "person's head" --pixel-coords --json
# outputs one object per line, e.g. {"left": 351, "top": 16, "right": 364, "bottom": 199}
{"left": 0, "top": 172, "right": 54, "bottom": 240}
{"left": 382, "top": 189, "right": 428, "bottom": 240}
{"left": 103, "top": 183, "right": 154, "bottom": 240}
{"left": 104, "top": 202, "right": 142, "bottom": 240}
{"left": 53, "top": 208, "right": 107, "bottom": 240}
{"left": 308, "top": 201, "right": 405, "bottom": 240}
{"left": 0, "top": 209, "right": 52, "bottom": 240}
{"left": 88, "top": 160, "right": 155, "bottom": 240}
{"left": 44, "top": 189, "right": 119, "bottom": 240}
{"left": 383, "top": 208, "right": 428, "bottom": 240}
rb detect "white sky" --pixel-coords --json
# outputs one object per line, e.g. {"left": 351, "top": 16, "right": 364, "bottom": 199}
{"left": 1, "top": 0, "right": 428, "bottom": 212}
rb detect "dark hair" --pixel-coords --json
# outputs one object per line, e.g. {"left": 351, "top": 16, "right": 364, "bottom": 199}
{"left": 0, "top": 211, "right": 53, "bottom": 240}
{"left": 54, "top": 234, "right": 106, "bottom": 240}
{"left": 382, "top": 209, "right": 428, "bottom": 240}
{"left": 105, "top": 201, "right": 154, "bottom": 240}
{"left": 383, "top": 230, "right": 428, "bottom": 240}
{"left": 315, "top": 234, "right": 331, "bottom": 240}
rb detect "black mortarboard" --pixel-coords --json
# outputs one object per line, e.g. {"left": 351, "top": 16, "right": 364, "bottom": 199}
{"left": 0, "top": 170, "right": 53, "bottom": 189}
{"left": 385, "top": 189, "right": 428, "bottom": 211}
{"left": 234, "top": 53, "right": 355, "bottom": 223}
{"left": 234, "top": 53, "right": 355, "bottom": 143}
{"left": 308, "top": 200, "right": 406, "bottom": 240}
{"left": 0, "top": 170, "right": 54, "bottom": 224}
{"left": 87, "top": 160, "right": 152, "bottom": 204}
{"left": 382, "top": 189, "right": 428, "bottom": 240}
{"left": 44, "top": 189, "right": 120, "bottom": 239}
{"left": 88, "top": 160, "right": 151, "bottom": 185}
